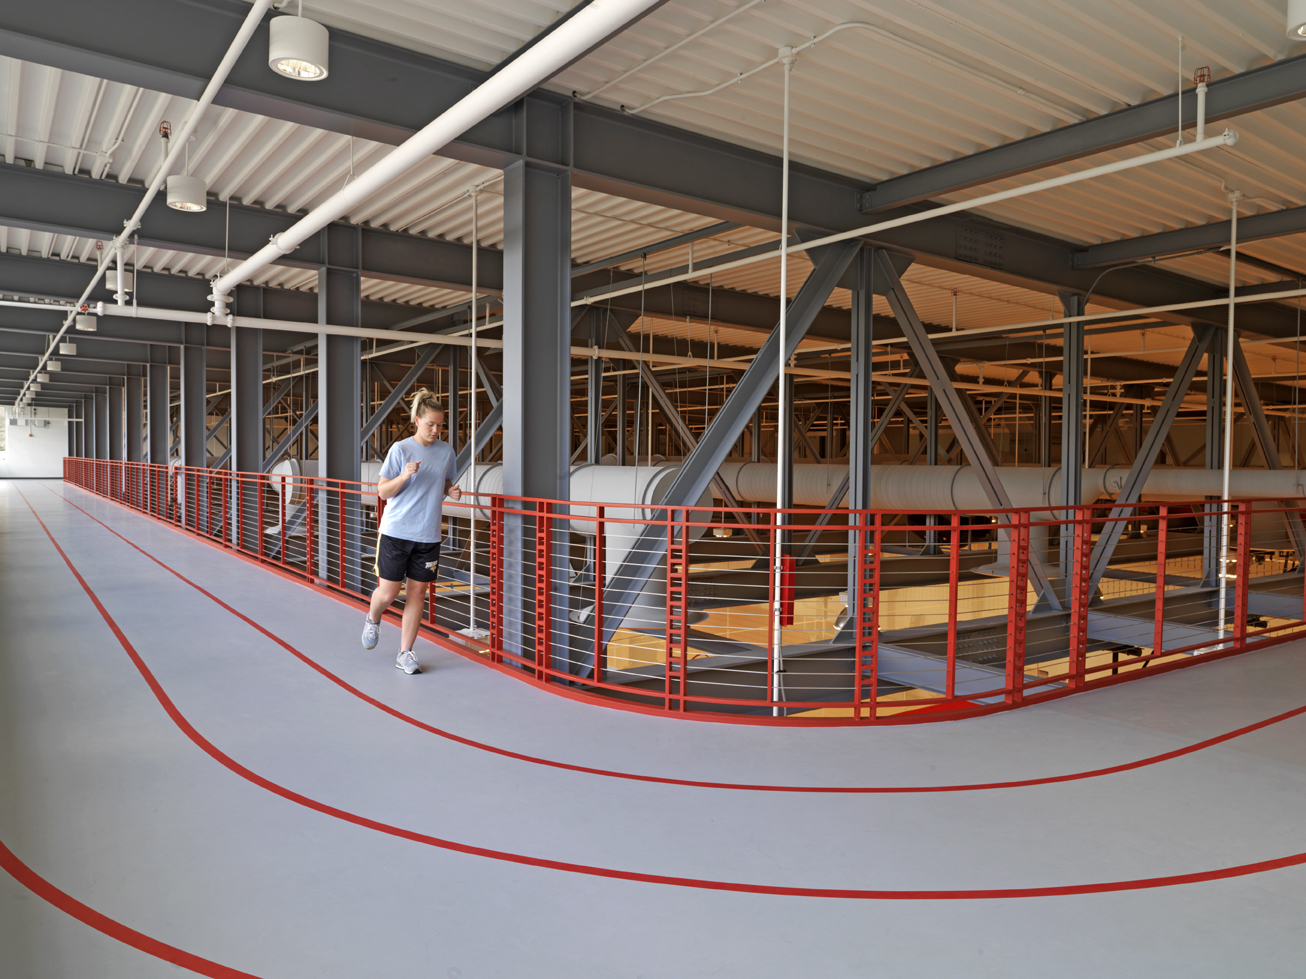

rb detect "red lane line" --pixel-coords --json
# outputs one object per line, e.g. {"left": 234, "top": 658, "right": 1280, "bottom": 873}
{"left": 16, "top": 486, "right": 1306, "bottom": 899}
{"left": 48, "top": 486, "right": 1306, "bottom": 795}
{"left": 0, "top": 840, "right": 264, "bottom": 977}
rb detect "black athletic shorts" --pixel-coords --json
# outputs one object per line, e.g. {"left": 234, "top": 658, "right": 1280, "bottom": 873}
{"left": 377, "top": 534, "right": 441, "bottom": 583}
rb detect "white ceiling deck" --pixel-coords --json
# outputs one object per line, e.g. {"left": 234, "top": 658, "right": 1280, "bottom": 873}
{"left": 1, "top": 0, "right": 1304, "bottom": 356}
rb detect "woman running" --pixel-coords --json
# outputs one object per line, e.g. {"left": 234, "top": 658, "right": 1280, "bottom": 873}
{"left": 361, "top": 388, "right": 461, "bottom": 674}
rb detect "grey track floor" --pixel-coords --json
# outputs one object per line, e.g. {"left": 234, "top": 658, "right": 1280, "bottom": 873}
{"left": 2, "top": 478, "right": 1305, "bottom": 978}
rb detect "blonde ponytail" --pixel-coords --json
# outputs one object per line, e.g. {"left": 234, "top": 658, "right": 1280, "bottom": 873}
{"left": 409, "top": 387, "right": 443, "bottom": 422}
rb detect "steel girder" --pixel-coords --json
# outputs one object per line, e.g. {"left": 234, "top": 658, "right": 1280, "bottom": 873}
{"left": 1074, "top": 204, "right": 1306, "bottom": 269}
{"left": 0, "top": 161, "right": 504, "bottom": 294}
{"left": 859, "top": 54, "right": 1306, "bottom": 212}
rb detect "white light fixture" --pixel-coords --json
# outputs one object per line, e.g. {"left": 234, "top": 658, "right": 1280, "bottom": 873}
{"left": 106, "top": 269, "right": 134, "bottom": 292}
{"left": 36, "top": 373, "right": 49, "bottom": 382}
{"left": 47, "top": 360, "right": 61, "bottom": 371}
{"left": 1289, "top": 0, "right": 1306, "bottom": 37}
{"left": 167, "top": 173, "right": 208, "bottom": 211}
{"left": 59, "top": 342, "right": 77, "bottom": 355}
{"left": 1285, "top": 0, "right": 1306, "bottom": 36}
{"left": 75, "top": 314, "right": 97, "bottom": 332}
{"left": 30, "top": 382, "right": 41, "bottom": 391}
{"left": 269, "top": 10, "right": 329, "bottom": 80}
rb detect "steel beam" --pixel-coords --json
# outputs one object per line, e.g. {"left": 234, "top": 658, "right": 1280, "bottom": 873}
{"left": 848, "top": 247, "right": 875, "bottom": 511}
{"left": 596, "top": 239, "right": 861, "bottom": 650}
{"left": 877, "top": 249, "right": 1060, "bottom": 607}
{"left": 1074, "top": 205, "right": 1306, "bottom": 269}
{"left": 93, "top": 389, "right": 108, "bottom": 460}
{"left": 264, "top": 402, "right": 317, "bottom": 472}
{"left": 107, "top": 384, "right": 124, "bottom": 461}
{"left": 1087, "top": 326, "right": 1216, "bottom": 594}
{"left": 570, "top": 221, "right": 740, "bottom": 278}
{"left": 860, "top": 54, "right": 1306, "bottom": 212}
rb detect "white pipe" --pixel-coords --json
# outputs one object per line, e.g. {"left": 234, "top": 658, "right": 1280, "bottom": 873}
{"left": 1220, "top": 192, "right": 1240, "bottom": 635}
{"left": 572, "top": 130, "right": 1240, "bottom": 311}
{"left": 1196, "top": 81, "right": 1207, "bottom": 142}
{"left": 772, "top": 47, "right": 795, "bottom": 713}
{"left": 16, "top": 0, "right": 275, "bottom": 405}
{"left": 209, "top": 0, "right": 664, "bottom": 312}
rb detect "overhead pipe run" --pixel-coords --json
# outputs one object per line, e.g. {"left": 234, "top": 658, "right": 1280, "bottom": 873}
{"left": 13, "top": 0, "right": 276, "bottom": 407}
{"left": 208, "top": 0, "right": 666, "bottom": 318}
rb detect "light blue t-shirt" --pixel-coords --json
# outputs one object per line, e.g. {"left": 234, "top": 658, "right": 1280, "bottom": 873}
{"left": 378, "top": 437, "right": 457, "bottom": 543}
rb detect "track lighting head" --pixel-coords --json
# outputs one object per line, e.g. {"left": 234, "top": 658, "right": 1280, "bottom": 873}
{"left": 269, "top": 14, "right": 329, "bottom": 80}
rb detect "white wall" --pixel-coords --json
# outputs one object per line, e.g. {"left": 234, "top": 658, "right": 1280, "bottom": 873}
{"left": 0, "top": 407, "right": 69, "bottom": 478}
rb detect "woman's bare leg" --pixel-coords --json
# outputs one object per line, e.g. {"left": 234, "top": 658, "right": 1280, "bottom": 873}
{"left": 400, "top": 579, "right": 430, "bottom": 651}
{"left": 368, "top": 579, "right": 403, "bottom": 622}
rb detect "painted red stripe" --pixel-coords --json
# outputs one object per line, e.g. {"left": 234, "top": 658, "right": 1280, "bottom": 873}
{"left": 0, "top": 839, "right": 264, "bottom": 977}
{"left": 18, "top": 485, "right": 1306, "bottom": 899}
{"left": 50, "top": 486, "right": 1306, "bottom": 795}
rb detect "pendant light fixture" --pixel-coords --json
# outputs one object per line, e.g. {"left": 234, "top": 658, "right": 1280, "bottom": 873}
{"left": 36, "top": 373, "right": 49, "bottom": 383}
{"left": 1290, "top": 0, "right": 1306, "bottom": 37}
{"left": 75, "top": 314, "right": 97, "bottom": 332}
{"left": 59, "top": 342, "right": 77, "bottom": 355}
{"left": 269, "top": 0, "right": 329, "bottom": 80}
{"left": 47, "top": 360, "right": 61, "bottom": 371}
{"left": 166, "top": 133, "right": 207, "bottom": 211}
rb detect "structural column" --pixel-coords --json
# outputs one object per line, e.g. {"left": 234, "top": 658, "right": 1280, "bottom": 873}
{"left": 147, "top": 346, "right": 170, "bottom": 465}
{"left": 179, "top": 330, "right": 207, "bottom": 467}
{"left": 232, "top": 289, "right": 264, "bottom": 550}
{"left": 501, "top": 159, "right": 572, "bottom": 671}
{"left": 94, "top": 389, "right": 109, "bottom": 460}
{"left": 108, "top": 383, "right": 124, "bottom": 461}
{"left": 1059, "top": 294, "right": 1086, "bottom": 583}
{"left": 126, "top": 374, "right": 143, "bottom": 463}
{"left": 318, "top": 226, "right": 364, "bottom": 593}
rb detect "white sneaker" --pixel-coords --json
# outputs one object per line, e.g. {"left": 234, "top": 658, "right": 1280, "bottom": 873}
{"left": 361, "top": 616, "right": 380, "bottom": 650}
{"left": 396, "top": 649, "right": 421, "bottom": 674}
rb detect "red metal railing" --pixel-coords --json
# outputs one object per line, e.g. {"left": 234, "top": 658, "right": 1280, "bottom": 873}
{"left": 63, "top": 457, "right": 1306, "bottom": 725}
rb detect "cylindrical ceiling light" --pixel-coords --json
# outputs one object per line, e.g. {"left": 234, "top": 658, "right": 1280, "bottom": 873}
{"left": 75, "top": 314, "right": 97, "bottom": 332}
{"left": 36, "top": 373, "right": 49, "bottom": 382}
{"left": 269, "top": 13, "right": 329, "bottom": 80}
{"left": 47, "top": 360, "right": 61, "bottom": 371}
{"left": 167, "top": 173, "right": 208, "bottom": 211}
{"left": 59, "top": 342, "right": 77, "bottom": 355}
{"left": 106, "top": 269, "right": 134, "bottom": 292}
{"left": 1290, "top": 0, "right": 1306, "bottom": 36}
{"left": 30, "top": 382, "right": 41, "bottom": 391}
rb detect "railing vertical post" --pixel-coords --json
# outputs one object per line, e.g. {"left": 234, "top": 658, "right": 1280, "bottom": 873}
{"left": 866, "top": 513, "right": 882, "bottom": 721}
{"left": 663, "top": 509, "right": 691, "bottom": 712}
{"left": 1234, "top": 501, "right": 1251, "bottom": 644}
{"left": 765, "top": 508, "right": 778, "bottom": 714}
{"left": 338, "top": 482, "right": 347, "bottom": 589}
{"left": 1005, "top": 511, "right": 1030, "bottom": 705}
{"left": 279, "top": 476, "right": 287, "bottom": 567}
{"left": 593, "top": 505, "right": 605, "bottom": 687}
{"left": 257, "top": 474, "right": 265, "bottom": 559}
{"left": 306, "top": 478, "right": 316, "bottom": 581}
{"left": 489, "top": 496, "right": 504, "bottom": 664}
{"left": 1068, "top": 507, "right": 1091, "bottom": 689}
{"left": 534, "top": 501, "right": 552, "bottom": 683}
{"left": 851, "top": 512, "right": 866, "bottom": 721}
{"left": 1154, "top": 505, "right": 1168, "bottom": 662}
{"left": 946, "top": 511, "right": 961, "bottom": 702}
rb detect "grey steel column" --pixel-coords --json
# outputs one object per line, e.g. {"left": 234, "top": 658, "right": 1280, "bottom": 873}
{"left": 147, "top": 353, "right": 169, "bottom": 465}
{"left": 1204, "top": 335, "right": 1225, "bottom": 587}
{"left": 94, "top": 389, "right": 109, "bottom": 460}
{"left": 501, "top": 160, "right": 572, "bottom": 672}
{"left": 318, "top": 226, "right": 364, "bottom": 593}
{"left": 1059, "top": 293, "right": 1086, "bottom": 581}
{"left": 126, "top": 374, "right": 143, "bottom": 462}
{"left": 180, "top": 333, "right": 207, "bottom": 467}
{"left": 1038, "top": 370, "right": 1053, "bottom": 469}
{"left": 231, "top": 298, "right": 263, "bottom": 551}
{"left": 77, "top": 396, "right": 89, "bottom": 456}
